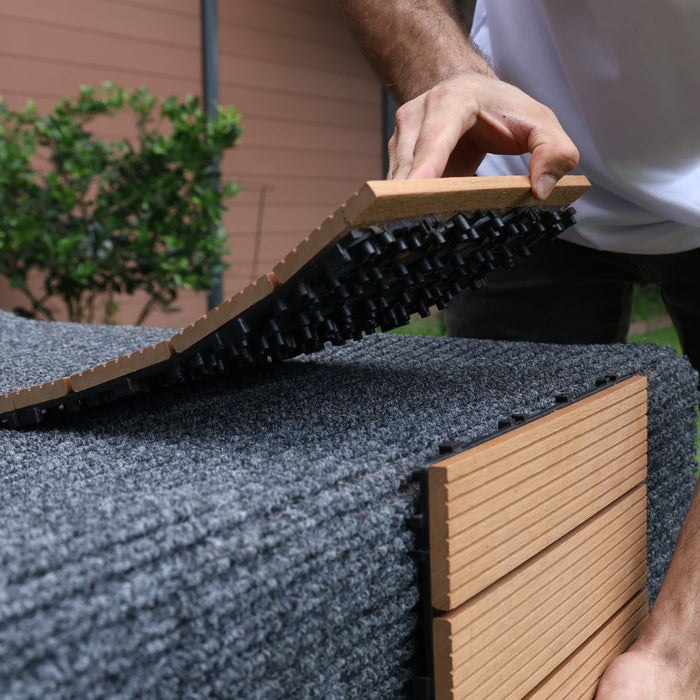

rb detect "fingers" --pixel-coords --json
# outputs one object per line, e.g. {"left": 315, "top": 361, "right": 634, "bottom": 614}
{"left": 388, "top": 98, "right": 426, "bottom": 179}
{"left": 388, "top": 85, "right": 478, "bottom": 180}
{"left": 410, "top": 85, "right": 479, "bottom": 180}
{"left": 530, "top": 138, "right": 580, "bottom": 199}
{"left": 386, "top": 74, "right": 580, "bottom": 200}
{"left": 527, "top": 112, "right": 580, "bottom": 199}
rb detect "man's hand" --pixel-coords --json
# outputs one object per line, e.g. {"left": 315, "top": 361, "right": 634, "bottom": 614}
{"left": 336, "top": 0, "right": 579, "bottom": 199}
{"left": 388, "top": 73, "right": 580, "bottom": 200}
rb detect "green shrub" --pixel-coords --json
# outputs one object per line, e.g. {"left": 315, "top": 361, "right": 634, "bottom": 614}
{"left": 0, "top": 83, "right": 242, "bottom": 324}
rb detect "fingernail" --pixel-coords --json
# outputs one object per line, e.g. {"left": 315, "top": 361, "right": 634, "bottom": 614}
{"left": 535, "top": 174, "right": 557, "bottom": 200}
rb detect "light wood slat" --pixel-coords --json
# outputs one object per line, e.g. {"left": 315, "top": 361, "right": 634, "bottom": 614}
{"left": 10, "top": 378, "right": 73, "bottom": 410}
{"left": 525, "top": 591, "right": 648, "bottom": 700}
{"left": 342, "top": 175, "right": 591, "bottom": 228}
{"left": 433, "top": 486, "right": 647, "bottom": 700}
{"left": 70, "top": 340, "right": 175, "bottom": 393}
{"left": 445, "top": 443, "right": 645, "bottom": 610}
{"left": 429, "top": 377, "right": 647, "bottom": 610}
{"left": 432, "top": 377, "right": 645, "bottom": 486}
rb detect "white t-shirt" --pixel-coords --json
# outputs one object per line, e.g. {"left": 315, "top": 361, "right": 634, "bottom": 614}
{"left": 472, "top": 0, "right": 700, "bottom": 254}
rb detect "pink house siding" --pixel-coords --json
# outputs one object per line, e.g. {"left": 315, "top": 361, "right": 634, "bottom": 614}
{"left": 217, "top": 0, "right": 382, "bottom": 294}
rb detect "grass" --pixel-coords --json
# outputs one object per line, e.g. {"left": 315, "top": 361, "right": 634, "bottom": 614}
{"left": 386, "top": 311, "right": 446, "bottom": 337}
{"left": 627, "top": 326, "right": 680, "bottom": 349}
{"left": 631, "top": 284, "right": 667, "bottom": 322}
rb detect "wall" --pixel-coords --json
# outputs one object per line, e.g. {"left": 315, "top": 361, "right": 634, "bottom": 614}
{"left": 218, "top": 0, "right": 383, "bottom": 295}
{"left": 0, "top": 0, "right": 382, "bottom": 327}
{"left": 0, "top": 0, "right": 205, "bottom": 327}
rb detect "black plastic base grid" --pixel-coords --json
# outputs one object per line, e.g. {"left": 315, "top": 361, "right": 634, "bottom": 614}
{"left": 0, "top": 205, "right": 576, "bottom": 428}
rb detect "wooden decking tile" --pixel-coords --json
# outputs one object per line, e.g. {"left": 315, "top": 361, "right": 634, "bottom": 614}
{"left": 429, "top": 377, "right": 648, "bottom": 611}
{"left": 433, "top": 486, "right": 647, "bottom": 700}
{"left": 272, "top": 175, "right": 590, "bottom": 285}
{"left": 0, "top": 175, "right": 590, "bottom": 426}
{"left": 343, "top": 176, "right": 590, "bottom": 228}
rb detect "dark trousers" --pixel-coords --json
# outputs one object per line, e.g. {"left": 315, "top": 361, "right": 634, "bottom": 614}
{"left": 446, "top": 239, "right": 700, "bottom": 373}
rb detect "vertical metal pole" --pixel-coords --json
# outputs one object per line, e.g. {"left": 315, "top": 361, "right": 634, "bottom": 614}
{"left": 201, "top": 0, "right": 223, "bottom": 309}
{"left": 381, "top": 87, "right": 396, "bottom": 178}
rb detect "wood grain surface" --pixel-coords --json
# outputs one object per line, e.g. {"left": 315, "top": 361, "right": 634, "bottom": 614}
{"left": 429, "top": 377, "right": 647, "bottom": 611}
{"left": 433, "top": 486, "right": 647, "bottom": 700}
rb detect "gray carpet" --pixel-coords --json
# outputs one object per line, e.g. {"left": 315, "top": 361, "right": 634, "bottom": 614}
{"left": 0, "top": 310, "right": 697, "bottom": 698}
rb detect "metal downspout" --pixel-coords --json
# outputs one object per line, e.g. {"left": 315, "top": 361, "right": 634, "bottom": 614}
{"left": 201, "top": 0, "right": 223, "bottom": 309}
{"left": 382, "top": 87, "right": 396, "bottom": 178}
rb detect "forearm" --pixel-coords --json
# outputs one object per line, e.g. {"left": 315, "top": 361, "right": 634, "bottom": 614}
{"left": 336, "top": 0, "right": 495, "bottom": 101}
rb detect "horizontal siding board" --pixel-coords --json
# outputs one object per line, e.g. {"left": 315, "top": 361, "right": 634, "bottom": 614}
{"left": 225, "top": 179, "right": 367, "bottom": 208}
{"left": 223, "top": 200, "right": 365, "bottom": 253}
{"left": 0, "top": 16, "right": 200, "bottom": 79}
{"left": 0, "top": 276, "right": 205, "bottom": 330}
{"left": 253, "top": 0, "right": 339, "bottom": 20}
{"left": 219, "top": 84, "right": 379, "bottom": 130}
{"left": 0, "top": 57, "right": 200, "bottom": 103}
{"left": 220, "top": 54, "right": 377, "bottom": 104}
{"left": 109, "top": 0, "right": 197, "bottom": 18}
{"left": 104, "top": 289, "right": 206, "bottom": 329}
{"left": 222, "top": 249, "right": 300, "bottom": 267}
{"left": 223, "top": 204, "right": 339, "bottom": 236}
{"left": 224, "top": 146, "right": 378, "bottom": 180}
{"left": 0, "top": 0, "right": 198, "bottom": 47}
{"left": 219, "top": 22, "right": 370, "bottom": 78}
{"left": 239, "top": 117, "right": 377, "bottom": 155}
{"left": 1, "top": 107, "right": 378, "bottom": 158}
{"left": 219, "top": 0, "right": 355, "bottom": 49}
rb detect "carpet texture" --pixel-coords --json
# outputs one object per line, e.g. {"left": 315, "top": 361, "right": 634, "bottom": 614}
{"left": 0, "top": 310, "right": 696, "bottom": 698}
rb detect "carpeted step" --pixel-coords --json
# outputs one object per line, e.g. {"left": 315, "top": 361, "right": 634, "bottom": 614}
{"left": 0, "top": 316, "right": 695, "bottom": 698}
